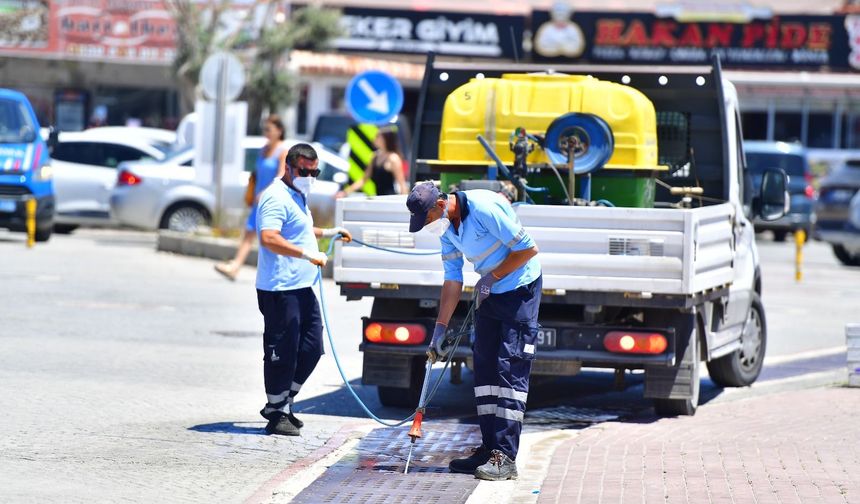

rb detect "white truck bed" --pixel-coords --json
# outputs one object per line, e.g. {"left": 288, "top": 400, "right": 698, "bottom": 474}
{"left": 334, "top": 196, "right": 735, "bottom": 297}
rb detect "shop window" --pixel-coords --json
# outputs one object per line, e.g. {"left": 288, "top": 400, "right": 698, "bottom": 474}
{"left": 297, "top": 84, "right": 309, "bottom": 135}
{"left": 808, "top": 113, "right": 835, "bottom": 149}
{"left": 773, "top": 112, "right": 802, "bottom": 143}
{"left": 329, "top": 87, "right": 346, "bottom": 112}
{"left": 842, "top": 114, "right": 860, "bottom": 149}
{"left": 741, "top": 112, "right": 767, "bottom": 140}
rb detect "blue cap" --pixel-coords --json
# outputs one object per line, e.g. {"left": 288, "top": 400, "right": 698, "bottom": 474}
{"left": 406, "top": 182, "right": 441, "bottom": 233}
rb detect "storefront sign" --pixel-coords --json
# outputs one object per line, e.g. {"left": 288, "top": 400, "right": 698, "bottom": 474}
{"left": 0, "top": 0, "right": 176, "bottom": 63}
{"left": 532, "top": 9, "right": 856, "bottom": 71}
{"left": 334, "top": 7, "right": 524, "bottom": 59}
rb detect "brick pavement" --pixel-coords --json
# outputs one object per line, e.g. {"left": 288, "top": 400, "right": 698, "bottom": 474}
{"left": 538, "top": 387, "right": 860, "bottom": 504}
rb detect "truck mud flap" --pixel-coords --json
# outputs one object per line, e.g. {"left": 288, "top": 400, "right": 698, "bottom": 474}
{"left": 362, "top": 352, "right": 414, "bottom": 388}
{"left": 644, "top": 312, "right": 699, "bottom": 400}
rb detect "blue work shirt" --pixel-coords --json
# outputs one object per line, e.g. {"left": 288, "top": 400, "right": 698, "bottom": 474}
{"left": 255, "top": 179, "right": 318, "bottom": 291}
{"left": 440, "top": 190, "right": 540, "bottom": 294}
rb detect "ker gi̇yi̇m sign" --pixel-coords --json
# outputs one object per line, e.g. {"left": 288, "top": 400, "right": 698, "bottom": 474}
{"left": 533, "top": 9, "right": 860, "bottom": 71}
{"left": 334, "top": 7, "right": 524, "bottom": 59}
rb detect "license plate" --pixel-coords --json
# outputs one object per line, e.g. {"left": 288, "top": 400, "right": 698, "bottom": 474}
{"left": 536, "top": 328, "right": 557, "bottom": 349}
{"left": 0, "top": 200, "right": 16, "bottom": 213}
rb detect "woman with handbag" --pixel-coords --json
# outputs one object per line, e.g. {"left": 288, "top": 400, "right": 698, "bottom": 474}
{"left": 215, "top": 115, "right": 287, "bottom": 281}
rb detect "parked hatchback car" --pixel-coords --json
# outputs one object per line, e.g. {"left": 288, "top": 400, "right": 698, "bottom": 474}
{"left": 744, "top": 141, "right": 815, "bottom": 241}
{"left": 110, "top": 138, "right": 349, "bottom": 233}
{"left": 814, "top": 159, "right": 860, "bottom": 266}
{"left": 51, "top": 129, "right": 172, "bottom": 231}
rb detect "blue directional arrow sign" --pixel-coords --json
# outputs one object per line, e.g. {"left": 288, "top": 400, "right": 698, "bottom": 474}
{"left": 345, "top": 70, "right": 404, "bottom": 125}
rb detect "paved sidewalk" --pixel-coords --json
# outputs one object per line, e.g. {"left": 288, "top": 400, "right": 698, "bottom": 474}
{"left": 538, "top": 387, "right": 860, "bottom": 504}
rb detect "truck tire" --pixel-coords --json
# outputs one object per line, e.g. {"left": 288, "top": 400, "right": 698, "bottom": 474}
{"left": 707, "top": 293, "right": 766, "bottom": 387}
{"left": 833, "top": 245, "right": 860, "bottom": 266}
{"left": 648, "top": 313, "right": 700, "bottom": 417}
{"left": 377, "top": 357, "right": 425, "bottom": 408}
{"left": 772, "top": 230, "right": 787, "bottom": 242}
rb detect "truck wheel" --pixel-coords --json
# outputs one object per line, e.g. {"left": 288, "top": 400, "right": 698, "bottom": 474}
{"left": 772, "top": 230, "right": 787, "bottom": 242}
{"left": 649, "top": 315, "right": 700, "bottom": 417}
{"left": 833, "top": 245, "right": 860, "bottom": 266}
{"left": 707, "top": 293, "right": 767, "bottom": 387}
{"left": 377, "top": 357, "right": 425, "bottom": 408}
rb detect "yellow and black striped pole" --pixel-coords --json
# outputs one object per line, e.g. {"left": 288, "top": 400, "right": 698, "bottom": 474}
{"left": 25, "top": 198, "right": 36, "bottom": 248}
{"left": 346, "top": 123, "right": 379, "bottom": 196}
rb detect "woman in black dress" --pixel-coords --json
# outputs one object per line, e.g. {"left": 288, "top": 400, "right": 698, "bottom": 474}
{"left": 339, "top": 127, "right": 407, "bottom": 197}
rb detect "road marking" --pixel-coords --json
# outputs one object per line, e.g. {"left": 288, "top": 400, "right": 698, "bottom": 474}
{"left": 764, "top": 346, "right": 846, "bottom": 366}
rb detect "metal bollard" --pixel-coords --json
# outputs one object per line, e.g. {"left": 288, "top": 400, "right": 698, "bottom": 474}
{"left": 794, "top": 229, "right": 805, "bottom": 282}
{"left": 25, "top": 198, "right": 36, "bottom": 248}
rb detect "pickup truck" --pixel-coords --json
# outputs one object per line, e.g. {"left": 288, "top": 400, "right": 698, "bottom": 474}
{"left": 333, "top": 57, "right": 788, "bottom": 416}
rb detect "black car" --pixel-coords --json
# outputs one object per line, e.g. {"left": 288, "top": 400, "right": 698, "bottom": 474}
{"left": 814, "top": 160, "right": 860, "bottom": 266}
{"left": 744, "top": 141, "right": 815, "bottom": 242}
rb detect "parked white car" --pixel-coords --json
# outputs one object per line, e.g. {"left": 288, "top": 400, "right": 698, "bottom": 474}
{"left": 110, "top": 138, "right": 349, "bottom": 233}
{"left": 51, "top": 128, "right": 175, "bottom": 231}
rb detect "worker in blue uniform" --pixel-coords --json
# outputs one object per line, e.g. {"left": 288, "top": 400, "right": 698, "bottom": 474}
{"left": 255, "top": 143, "right": 351, "bottom": 436}
{"left": 407, "top": 181, "right": 542, "bottom": 481}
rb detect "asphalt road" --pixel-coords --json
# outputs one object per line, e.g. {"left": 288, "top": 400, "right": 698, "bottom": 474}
{"left": 0, "top": 228, "right": 856, "bottom": 503}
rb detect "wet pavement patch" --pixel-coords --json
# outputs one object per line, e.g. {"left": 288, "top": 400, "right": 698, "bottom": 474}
{"left": 293, "top": 423, "right": 482, "bottom": 503}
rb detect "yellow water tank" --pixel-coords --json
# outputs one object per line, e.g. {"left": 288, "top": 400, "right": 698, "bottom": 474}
{"left": 438, "top": 73, "right": 658, "bottom": 170}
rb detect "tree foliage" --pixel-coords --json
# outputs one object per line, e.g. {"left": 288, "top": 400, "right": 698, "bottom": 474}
{"left": 167, "top": 1, "right": 342, "bottom": 130}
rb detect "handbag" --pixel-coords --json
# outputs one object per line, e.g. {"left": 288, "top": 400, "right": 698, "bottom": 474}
{"left": 244, "top": 172, "right": 256, "bottom": 207}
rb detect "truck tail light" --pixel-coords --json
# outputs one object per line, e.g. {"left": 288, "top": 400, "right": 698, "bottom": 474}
{"left": 364, "top": 322, "right": 426, "bottom": 345}
{"left": 118, "top": 169, "right": 142, "bottom": 186}
{"left": 604, "top": 331, "right": 667, "bottom": 354}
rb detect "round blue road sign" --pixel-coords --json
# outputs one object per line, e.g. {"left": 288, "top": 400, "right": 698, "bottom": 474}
{"left": 345, "top": 70, "right": 404, "bottom": 125}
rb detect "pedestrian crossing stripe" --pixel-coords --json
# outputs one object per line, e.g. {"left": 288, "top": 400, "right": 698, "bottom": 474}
{"left": 346, "top": 123, "right": 378, "bottom": 196}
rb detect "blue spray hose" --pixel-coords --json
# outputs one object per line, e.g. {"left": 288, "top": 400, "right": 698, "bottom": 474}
{"left": 312, "top": 235, "right": 473, "bottom": 427}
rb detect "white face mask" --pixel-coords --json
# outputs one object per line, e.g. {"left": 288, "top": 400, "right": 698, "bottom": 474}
{"left": 424, "top": 206, "right": 450, "bottom": 237}
{"left": 293, "top": 176, "right": 315, "bottom": 195}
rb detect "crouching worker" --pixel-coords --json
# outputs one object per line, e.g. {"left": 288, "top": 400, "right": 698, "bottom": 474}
{"left": 255, "top": 143, "right": 351, "bottom": 435}
{"left": 406, "top": 182, "right": 542, "bottom": 480}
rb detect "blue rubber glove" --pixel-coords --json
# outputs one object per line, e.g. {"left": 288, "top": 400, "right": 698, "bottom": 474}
{"left": 475, "top": 272, "right": 499, "bottom": 309}
{"left": 427, "top": 322, "right": 449, "bottom": 363}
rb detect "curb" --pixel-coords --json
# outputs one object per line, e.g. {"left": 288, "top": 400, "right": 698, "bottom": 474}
{"left": 243, "top": 422, "right": 370, "bottom": 504}
{"left": 156, "top": 230, "right": 334, "bottom": 277}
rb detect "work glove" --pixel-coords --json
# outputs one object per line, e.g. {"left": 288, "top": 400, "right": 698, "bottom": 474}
{"left": 474, "top": 272, "right": 499, "bottom": 309}
{"left": 302, "top": 249, "right": 328, "bottom": 267}
{"left": 322, "top": 226, "right": 352, "bottom": 242}
{"left": 426, "top": 322, "right": 450, "bottom": 363}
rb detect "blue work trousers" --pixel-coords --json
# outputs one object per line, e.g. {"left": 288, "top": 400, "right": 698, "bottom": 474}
{"left": 472, "top": 275, "right": 542, "bottom": 460}
{"left": 257, "top": 287, "right": 323, "bottom": 413}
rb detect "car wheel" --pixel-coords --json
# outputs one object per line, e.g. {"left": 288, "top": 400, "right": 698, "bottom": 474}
{"left": 35, "top": 226, "right": 52, "bottom": 242}
{"left": 833, "top": 244, "right": 860, "bottom": 266}
{"left": 160, "top": 204, "right": 210, "bottom": 233}
{"left": 707, "top": 293, "right": 767, "bottom": 387}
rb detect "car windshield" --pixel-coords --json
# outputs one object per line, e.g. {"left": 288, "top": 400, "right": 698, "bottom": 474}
{"left": 0, "top": 98, "right": 37, "bottom": 144}
{"left": 150, "top": 140, "right": 174, "bottom": 156}
{"left": 163, "top": 145, "right": 193, "bottom": 163}
{"left": 745, "top": 152, "right": 806, "bottom": 176}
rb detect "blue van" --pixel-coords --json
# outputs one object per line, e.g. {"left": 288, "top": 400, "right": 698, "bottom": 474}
{"left": 0, "top": 89, "right": 54, "bottom": 242}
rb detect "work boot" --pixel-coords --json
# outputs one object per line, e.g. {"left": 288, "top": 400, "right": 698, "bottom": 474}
{"left": 260, "top": 407, "right": 304, "bottom": 428}
{"left": 264, "top": 412, "right": 300, "bottom": 436}
{"left": 474, "top": 450, "right": 518, "bottom": 481}
{"left": 448, "top": 445, "right": 492, "bottom": 474}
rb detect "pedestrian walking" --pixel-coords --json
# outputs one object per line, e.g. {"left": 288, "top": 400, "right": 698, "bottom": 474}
{"left": 406, "top": 181, "right": 541, "bottom": 480}
{"left": 215, "top": 115, "right": 288, "bottom": 281}
{"left": 255, "top": 143, "right": 351, "bottom": 435}
{"left": 338, "top": 127, "right": 407, "bottom": 197}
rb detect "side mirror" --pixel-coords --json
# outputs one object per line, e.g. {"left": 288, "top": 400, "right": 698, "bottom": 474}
{"left": 47, "top": 127, "right": 60, "bottom": 153}
{"left": 755, "top": 168, "right": 787, "bottom": 221}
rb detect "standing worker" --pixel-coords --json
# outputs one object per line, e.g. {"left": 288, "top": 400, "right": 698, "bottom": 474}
{"left": 406, "top": 181, "right": 541, "bottom": 481}
{"left": 215, "top": 115, "right": 288, "bottom": 281}
{"left": 338, "top": 127, "right": 408, "bottom": 197}
{"left": 255, "top": 143, "right": 351, "bottom": 435}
